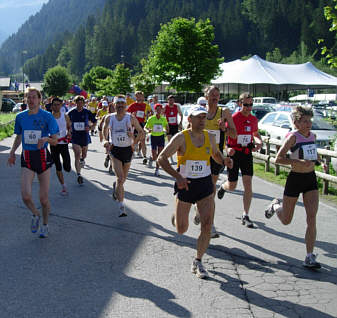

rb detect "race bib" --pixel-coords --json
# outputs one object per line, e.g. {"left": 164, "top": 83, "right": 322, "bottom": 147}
{"left": 113, "top": 133, "right": 128, "bottom": 146}
{"left": 168, "top": 117, "right": 177, "bottom": 124}
{"left": 208, "top": 130, "right": 220, "bottom": 144}
{"left": 302, "top": 144, "right": 317, "bottom": 161}
{"left": 186, "top": 160, "right": 207, "bottom": 178}
{"left": 153, "top": 124, "right": 163, "bottom": 133}
{"left": 24, "top": 130, "right": 41, "bottom": 144}
{"left": 74, "top": 122, "right": 85, "bottom": 131}
{"left": 136, "top": 110, "right": 145, "bottom": 118}
{"left": 237, "top": 134, "right": 251, "bottom": 146}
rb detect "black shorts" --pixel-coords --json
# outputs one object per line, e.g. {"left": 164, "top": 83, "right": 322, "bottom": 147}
{"left": 134, "top": 122, "right": 145, "bottom": 137}
{"left": 174, "top": 174, "right": 214, "bottom": 204}
{"left": 150, "top": 135, "right": 165, "bottom": 150}
{"left": 21, "top": 149, "right": 53, "bottom": 174}
{"left": 168, "top": 124, "right": 179, "bottom": 136}
{"left": 227, "top": 150, "right": 253, "bottom": 182}
{"left": 284, "top": 171, "right": 318, "bottom": 197}
{"left": 210, "top": 157, "right": 224, "bottom": 176}
{"left": 50, "top": 144, "right": 71, "bottom": 172}
{"left": 110, "top": 146, "right": 133, "bottom": 165}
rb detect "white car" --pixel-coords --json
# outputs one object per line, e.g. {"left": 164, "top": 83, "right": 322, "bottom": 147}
{"left": 259, "top": 111, "right": 337, "bottom": 149}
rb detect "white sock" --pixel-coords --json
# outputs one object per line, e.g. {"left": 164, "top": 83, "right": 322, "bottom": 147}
{"left": 242, "top": 212, "right": 248, "bottom": 217}
{"left": 118, "top": 201, "right": 124, "bottom": 208}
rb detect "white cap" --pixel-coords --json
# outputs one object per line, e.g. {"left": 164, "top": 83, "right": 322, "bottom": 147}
{"left": 113, "top": 96, "right": 126, "bottom": 103}
{"left": 188, "top": 106, "right": 207, "bottom": 117}
{"left": 102, "top": 101, "right": 108, "bottom": 107}
{"left": 197, "top": 97, "right": 207, "bottom": 106}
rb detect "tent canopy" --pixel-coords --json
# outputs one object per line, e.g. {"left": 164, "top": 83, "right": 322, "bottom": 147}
{"left": 212, "top": 55, "right": 337, "bottom": 94}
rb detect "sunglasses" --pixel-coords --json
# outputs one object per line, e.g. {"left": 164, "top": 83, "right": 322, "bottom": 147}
{"left": 242, "top": 103, "right": 253, "bottom": 107}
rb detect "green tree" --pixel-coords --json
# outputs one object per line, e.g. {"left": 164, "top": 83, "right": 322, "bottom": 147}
{"left": 319, "top": 0, "right": 337, "bottom": 68}
{"left": 96, "top": 64, "right": 131, "bottom": 95}
{"left": 146, "top": 17, "right": 223, "bottom": 92}
{"left": 81, "top": 66, "right": 113, "bottom": 93}
{"left": 43, "top": 65, "right": 71, "bottom": 97}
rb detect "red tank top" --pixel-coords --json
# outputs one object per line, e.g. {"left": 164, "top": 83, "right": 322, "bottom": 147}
{"left": 165, "top": 104, "right": 179, "bottom": 126}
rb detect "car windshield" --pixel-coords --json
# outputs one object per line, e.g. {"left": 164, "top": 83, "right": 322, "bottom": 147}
{"left": 311, "top": 117, "right": 336, "bottom": 130}
{"left": 263, "top": 98, "right": 276, "bottom": 104}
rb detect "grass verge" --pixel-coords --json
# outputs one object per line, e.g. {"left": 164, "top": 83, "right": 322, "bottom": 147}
{"left": 254, "top": 161, "right": 337, "bottom": 206}
{"left": 0, "top": 112, "right": 16, "bottom": 141}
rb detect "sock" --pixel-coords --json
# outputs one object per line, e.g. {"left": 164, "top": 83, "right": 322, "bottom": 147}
{"left": 195, "top": 258, "right": 201, "bottom": 262}
{"left": 118, "top": 201, "right": 124, "bottom": 208}
{"left": 242, "top": 212, "right": 248, "bottom": 217}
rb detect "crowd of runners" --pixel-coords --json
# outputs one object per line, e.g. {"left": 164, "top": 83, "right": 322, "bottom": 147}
{"left": 7, "top": 85, "right": 324, "bottom": 279}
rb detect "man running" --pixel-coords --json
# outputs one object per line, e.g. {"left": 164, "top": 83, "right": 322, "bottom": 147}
{"left": 8, "top": 87, "right": 59, "bottom": 238}
{"left": 103, "top": 95, "right": 144, "bottom": 217}
{"left": 158, "top": 105, "right": 233, "bottom": 279}
{"left": 50, "top": 97, "right": 72, "bottom": 195}
{"left": 164, "top": 95, "right": 183, "bottom": 164}
{"left": 144, "top": 103, "right": 169, "bottom": 176}
{"left": 88, "top": 96, "right": 98, "bottom": 135}
{"left": 67, "top": 95, "right": 97, "bottom": 185}
{"left": 217, "top": 92, "right": 262, "bottom": 228}
{"left": 194, "top": 86, "right": 237, "bottom": 238}
{"left": 127, "top": 91, "right": 151, "bottom": 163}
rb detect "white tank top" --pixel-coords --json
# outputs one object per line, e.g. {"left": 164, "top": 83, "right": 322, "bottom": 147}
{"left": 55, "top": 113, "right": 67, "bottom": 144}
{"left": 109, "top": 113, "right": 133, "bottom": 147}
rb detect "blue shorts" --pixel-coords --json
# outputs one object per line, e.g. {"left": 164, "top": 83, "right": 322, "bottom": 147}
{"left": 150, "top": 135, "right": 165, "bottom": 150}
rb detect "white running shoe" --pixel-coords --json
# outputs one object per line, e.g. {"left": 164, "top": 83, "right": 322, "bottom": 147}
{"left": 191, "top": 259, "right": 209, "bottom": 279}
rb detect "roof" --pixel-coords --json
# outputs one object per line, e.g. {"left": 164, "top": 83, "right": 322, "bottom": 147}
{"left": 212, "top": 55, "right": 337, "bottom": 90}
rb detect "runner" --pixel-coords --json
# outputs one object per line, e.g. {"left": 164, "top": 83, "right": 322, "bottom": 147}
{"left": 127, "top": 91, "right": 152, "bottom": 163}
{"left": 96, "top": 101, "right": 110, "bottom": 143}
{"left": 217, "top": 92, "right": 262, "bottom": 228}
{"left": 50, "top": 97, "right": 72, "bottom": 196}
{"left": 265, "top": 106, "right": 324, "bottom": 269}
{"left": 67, "top": 95, "right": 97, "bottom": 185}
{"left": 144, "top": 103, "right": 169, "bottom": 176}
{"left": 102, "top": 95, "right": 144, "bottom": 217}
{"left": 194, "top": 86, "right": 237, "bottom": 238}
{"left": 164, "top": 95, "right": 183, "bottom": 164}
{"left": 158, "top": 105, "right": 233, "bottom": 279}
{"left": 7, "top": 87, "right": 59, "bottom": 238}
{"left": 88, "top": 96, "right": 98, "bottom": 135}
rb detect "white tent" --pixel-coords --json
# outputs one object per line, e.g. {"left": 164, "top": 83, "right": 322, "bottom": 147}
{"left": 212, "top": 55, "right": 337, "bottom": 95}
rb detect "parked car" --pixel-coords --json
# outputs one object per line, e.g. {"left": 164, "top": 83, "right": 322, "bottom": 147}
{"left": 253, "top": 97, "right": 277, "bottom": 105}
{"left": 180, "top": 104, "right": 194, "bottom": 129}
{"left": 12, "top": 102, "right": 27, "bottom": 113}
{"left": 251, "top": 104, "right": 275, "bottom": 121}
{"left": 259, "top": 111, "right": 337, "bottom": 150}
{"left": 1, "top": 98, "right": 16, "bottom": 112}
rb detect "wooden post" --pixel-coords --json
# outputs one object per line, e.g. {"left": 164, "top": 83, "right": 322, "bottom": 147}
{"left": 323, "top": 146, "right": 331, "bottom": 195}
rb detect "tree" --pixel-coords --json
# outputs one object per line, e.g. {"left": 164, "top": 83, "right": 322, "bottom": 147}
{"left": 131, "top": 59, "right": 156, "bottom": 96}
{"left": 96, "top": 64, "right": 132, "bottom": 96}
{"left": 319, "top": 0, "right": 337, "bottom": 68}
{"left": 43, "top": 65, "right": 71, "bottom": 97}
{"left": 81, "top": 66, "right": 113, "bottom": 93}
{"left": 145, "top": 17, "right": 223, "bottom": 92}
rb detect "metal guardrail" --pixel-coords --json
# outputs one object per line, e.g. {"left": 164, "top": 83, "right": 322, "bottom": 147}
{"left": 253, "top": 136, "right": 337, "bottom": 194}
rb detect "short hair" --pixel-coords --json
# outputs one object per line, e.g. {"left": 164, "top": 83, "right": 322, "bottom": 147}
{"left": 51, "top": 97, "right": 63, "bottom": 105}
{"left": 135, "top": 91, "right": 144, "bottom": 95}
{"left": 204, "top": 85, "right": 220, "bottom": 97}
{"left": 291, "top": 105, "right": 313, "bottom": 123}
{"left": 238, "top": 92, "right": 253, "bottom": 102}
{"left": 74, "top": 95, "right": 85, "bottom": 102}
{"left": 26, "top": 87, "right": 42, "bottom": 99}
{"left": 167, "top": 95, "right": 175, "bottom": 100}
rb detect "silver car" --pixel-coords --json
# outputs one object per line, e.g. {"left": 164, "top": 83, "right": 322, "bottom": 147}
{"left": 259, "top": 111, "right": 336, "bottom": 149}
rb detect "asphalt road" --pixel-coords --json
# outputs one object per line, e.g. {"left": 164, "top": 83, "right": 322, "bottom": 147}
{"left": 0, "top": 134, "right": 336, "bottom": 318}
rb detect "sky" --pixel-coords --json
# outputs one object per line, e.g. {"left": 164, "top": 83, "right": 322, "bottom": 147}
{"left": 0, "top": 0, "right": 49, "bottom": 45}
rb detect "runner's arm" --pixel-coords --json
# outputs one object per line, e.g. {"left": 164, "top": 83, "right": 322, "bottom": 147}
{"left": 222, "top": 107, "right": 237, "bottom": 138}
{"left": 102, "top": 115, "right": 111, "bottom": 147}
{"left": 209, "top": 133, "right": 233, "bottom": 168}
{"left": 132, "top": 115, "right": 144, "bottom": 144}
{"left": 177, "top": 105, "right": 183, "bottom": 125}
{"left": 252, "top": 130, "right": 263, "bottom": 151}
{"left": 8, "top": 134, "right": 22, "bottom": 165}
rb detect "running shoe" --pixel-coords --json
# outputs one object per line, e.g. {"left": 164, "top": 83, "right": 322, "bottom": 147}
{"left": 112, "top": 181, "right": 117, "bottom": 200}
{"left": 303, "top": 254, "right": 321, "bottom": 269}
{"left": 60, "top": 186, "right": 68, "bottom": 196}
{"left": 104, "top": 155, "right": 110, "bottom": 168}
{"left": 217, "top": 186, "right": 226, "bottom": 199}
{"left": 154, "top": 168, "right": 159, "bottom": 176}
{"left": 143, "top": 158, "right": 148, "bottom": 165}
{"left": 118, "top": 205, "right": 127, "bottom": 217}
{"left": 191, "top": 259, "right": 209, "bottom": 279}
{"left": 39, "top": 224, "right": 49, "bottom": 238}
{"left": 211, "top": 224, "right": 220, "bottom": 238}
{"left": 31, "top": 215, "right": 40, "bottom": 233}
{"left": 171, "top": 213, "right": 176, "bottom": 227}
{"left": 241, "top": 215, "right": 254, "bottom": 228}
{"left": 77, "top": 175, "right": 83, "bottom": 185}
{"left": 265, "top": 198, "right": 281, "bottom": 219}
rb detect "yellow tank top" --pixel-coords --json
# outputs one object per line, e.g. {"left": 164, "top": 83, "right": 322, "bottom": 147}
{"left": 205, "top": 107, "right": 222, "bottom": 146}
{"left": 177, "top": 130, "right": 212, "bottom": 179}
{"left": 98, "top": 109, "right": 108, "bottom": 119}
